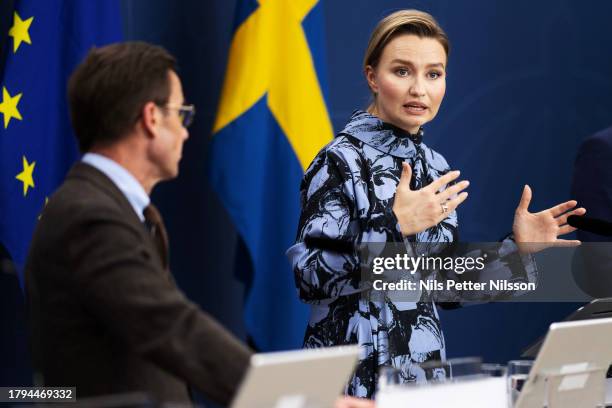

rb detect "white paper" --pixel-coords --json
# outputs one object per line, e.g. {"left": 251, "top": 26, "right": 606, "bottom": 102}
{"left": 377, "top": 377, "right": 507, "bottom": 408}
{"left": 274, "top": 394, "right": 307, "bottom": 408}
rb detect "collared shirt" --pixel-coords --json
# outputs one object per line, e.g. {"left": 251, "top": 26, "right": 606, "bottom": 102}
{"left": 82, "top": 153, "right": 150, "bottom": 221}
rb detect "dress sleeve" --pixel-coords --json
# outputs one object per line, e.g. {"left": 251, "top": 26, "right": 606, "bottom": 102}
{"left": 411, "top": 147, "right": 538, "bottom": 303}
{"left": 287, "top": 146, "right": 403, "bottom": 304}
{"left": 413, "top": 237, "right": 539, "bottom": 305}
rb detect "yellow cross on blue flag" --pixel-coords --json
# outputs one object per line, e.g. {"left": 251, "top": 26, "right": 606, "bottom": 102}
{"left": 0, "top": 0, "right": 122, "bottom": 284}
{"left": 209, "top": 0, "right": 334, "bottom": 350}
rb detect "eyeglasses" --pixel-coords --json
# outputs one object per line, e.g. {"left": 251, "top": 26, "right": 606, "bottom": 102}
{"left": 160, "top": 103, "right": 196, "bottom": 128}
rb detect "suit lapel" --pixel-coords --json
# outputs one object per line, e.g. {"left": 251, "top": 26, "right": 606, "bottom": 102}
{"left": 67, "top": 162, "right": 144, "bottom": 228}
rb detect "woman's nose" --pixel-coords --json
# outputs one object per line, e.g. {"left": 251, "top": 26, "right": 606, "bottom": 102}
{"left": 408, "top": 77, "right": 426, "bottom": 97}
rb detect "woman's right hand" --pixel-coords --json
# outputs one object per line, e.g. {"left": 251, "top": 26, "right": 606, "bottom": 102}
{"left": 392, "top": 163, "right": 469, "bottom": 236}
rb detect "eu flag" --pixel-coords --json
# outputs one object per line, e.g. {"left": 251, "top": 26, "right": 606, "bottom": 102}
{"left": 209, "top": 0, "right": 334, "bottom": 350}
{"left": 0, "top": 0, "right": 122, "bottom": 284}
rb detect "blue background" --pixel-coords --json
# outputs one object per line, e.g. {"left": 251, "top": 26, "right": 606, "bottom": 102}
{"left": 3, "top": 0, "right": 612, "bottom": 395}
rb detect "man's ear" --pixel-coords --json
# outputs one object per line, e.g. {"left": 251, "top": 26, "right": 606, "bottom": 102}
{"left": 365, "top": 65, "right": 379, "bottom": 94}
{"left": 141, "top": 101, "right": 159, "bottom": 138}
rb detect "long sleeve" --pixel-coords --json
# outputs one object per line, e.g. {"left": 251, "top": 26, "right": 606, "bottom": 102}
{"left": 287, "top": 144, "right": 403, "bottom": 304}
{"left": 570, "top": 131, "right": 612, "bottom": 296}
{"left": 571, "top": 133, "right": 612, "bottom": 242}
{"left": 429, "top": 238, "right": 538, "bottom": 303}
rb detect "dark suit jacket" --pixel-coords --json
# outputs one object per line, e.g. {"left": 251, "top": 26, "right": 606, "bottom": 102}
{"left": 25, "top": 162, "right": 252, "bottom": 405}
{"left": 571, "top": 126, "right": 612, "bottom": 241}
{"left": 570, "top": 126, "right": 612, "bottom": 297}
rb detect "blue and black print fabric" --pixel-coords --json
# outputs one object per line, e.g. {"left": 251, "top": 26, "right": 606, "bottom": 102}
{"left": 287, "top": 110, "right": 535, "bottom": 398}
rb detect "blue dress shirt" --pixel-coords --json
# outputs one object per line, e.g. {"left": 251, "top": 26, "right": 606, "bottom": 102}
{"left": 81, "top": 153, "right": 150, "bottom": 221}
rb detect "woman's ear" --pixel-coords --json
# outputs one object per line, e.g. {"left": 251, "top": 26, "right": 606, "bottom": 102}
{"left": 365, "top": 65, "right": 378, "bottom": 94}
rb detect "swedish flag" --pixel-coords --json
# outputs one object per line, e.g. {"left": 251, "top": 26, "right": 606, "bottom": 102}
{"left": 209, "top": 0, "right": 333, "bottom": 350}
{"left": 0, "top": 0, "right": 122, "bottom": 284}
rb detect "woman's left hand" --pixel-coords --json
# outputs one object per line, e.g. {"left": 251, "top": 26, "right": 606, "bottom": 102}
{"left": 512, "top": 185, "right": 586, "bottom": 253}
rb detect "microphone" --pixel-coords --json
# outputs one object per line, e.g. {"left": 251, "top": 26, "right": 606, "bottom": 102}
{"left": 567, "top": 215, "right": 612, "bottom": 237}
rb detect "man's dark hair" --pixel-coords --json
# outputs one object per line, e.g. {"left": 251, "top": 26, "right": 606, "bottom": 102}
{"left": 68, "top": 41, "right": 177, "bottom": 152}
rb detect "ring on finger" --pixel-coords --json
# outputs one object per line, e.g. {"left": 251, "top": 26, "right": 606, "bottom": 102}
{"left": 440, "top": 203, "right": 449, "bottom": 214}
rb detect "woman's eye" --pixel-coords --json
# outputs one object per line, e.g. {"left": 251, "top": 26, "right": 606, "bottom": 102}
{"left": 428, "top": 71, "right": 442, "bottom": 79}
{"left": 396, "top": 68, "right": 409, "bottom": 77}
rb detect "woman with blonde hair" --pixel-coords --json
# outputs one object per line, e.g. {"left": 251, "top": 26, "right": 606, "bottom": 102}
{"left": 288, "top": 9, "right": 584, "bottom": 399}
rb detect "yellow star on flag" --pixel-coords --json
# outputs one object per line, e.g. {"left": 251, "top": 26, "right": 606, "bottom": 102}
{"left": 0, "top": 86, "right": 23, "bottom": 128}
{"left": 8, "top": 12, "right": 34, "bottom": 53}
{"left": 15, "top": 155, "right": 36, "bottom": 196}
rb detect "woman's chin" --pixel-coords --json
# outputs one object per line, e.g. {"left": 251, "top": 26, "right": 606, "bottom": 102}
{"left": 400, "top": 119, "right": 427, "bottom": 134}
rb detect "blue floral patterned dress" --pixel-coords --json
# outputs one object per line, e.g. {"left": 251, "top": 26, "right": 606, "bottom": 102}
{"left": 286, "top": 110, "right": 535, "bottom": 398}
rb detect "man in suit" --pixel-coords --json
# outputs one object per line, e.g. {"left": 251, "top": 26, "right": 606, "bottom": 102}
{"left": 570, "top": 126, "right": 612, "bottom": 297}
{"left": 25, "top": 42, "right": 251, "bottom": 405}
